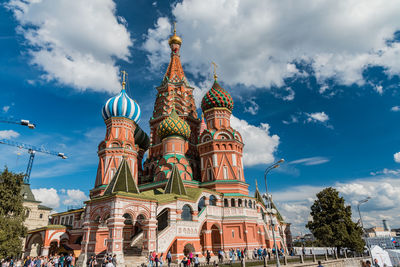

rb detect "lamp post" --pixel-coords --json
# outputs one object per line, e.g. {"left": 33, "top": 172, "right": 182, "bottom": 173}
{"left": 357, "top": 197, "right": 371, "bottom": 260}
{"left": 263, "top": 159, "right": 284, "bottom": 267}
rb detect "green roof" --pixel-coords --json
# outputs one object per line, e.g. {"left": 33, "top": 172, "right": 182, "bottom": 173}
{"left": 21, "top": 183, "right": 40, "bottom": 203}
{"left": 164, "top": 164, "right": 187, "bottom": 195}
{"left": 104, "top": 159, "right": 140, "bottom": 195}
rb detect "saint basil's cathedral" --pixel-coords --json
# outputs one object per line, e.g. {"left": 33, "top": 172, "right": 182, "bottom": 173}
{"left": 23, "top": 28, "right": 292, "bottom": 266}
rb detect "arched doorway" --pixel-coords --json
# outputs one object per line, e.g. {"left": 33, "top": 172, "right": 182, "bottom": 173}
{"left": 211, "top": 224, "right": 221, "bottom": 254}
{"left": 157, "top": 208, "right": 169, "bottom": 232}
{"left": 49, "top": 241, "right": 59, "bottom": 256}
{"left": 183, "top": 243, "right": 195, "bottom": 256}
{"left": 123, "top": 213, "right": 134, "bottom": 252}
{"left": 27, "top": 234, "right": 43, "bottom": 257}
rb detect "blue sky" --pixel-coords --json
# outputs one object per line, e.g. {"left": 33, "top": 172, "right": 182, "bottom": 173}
{"left": 1, "top": 0, "right": 400, "bottom": 234}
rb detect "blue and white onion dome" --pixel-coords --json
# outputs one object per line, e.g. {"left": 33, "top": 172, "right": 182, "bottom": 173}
{"left": 102, "top": 89, "right": 141, "bottom": 123}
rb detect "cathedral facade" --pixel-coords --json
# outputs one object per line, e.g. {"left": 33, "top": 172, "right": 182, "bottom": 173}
{"left": 23, "top": 30, "right": 291, "bottom": 266}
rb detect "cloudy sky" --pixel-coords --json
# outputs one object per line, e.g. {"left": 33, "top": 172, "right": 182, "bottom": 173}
{"left": 1, "top": 0, "right": 400, "bottom": 235}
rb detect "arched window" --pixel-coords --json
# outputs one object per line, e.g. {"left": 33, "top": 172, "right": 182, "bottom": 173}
{"left": 231, "top": 199, "right": 236, "bottom": 207}
{"left": 238, "top": 199, "right": 242, "bottom": 207}
{"left": 244, "top": 200, "right": 248, "bottom": 207}
{"left": 209, "top": 195, "right": 217, "bottom": 206}
{"left": 198, "top": 197, "right": 206, "bottom": 212}
{"left": 224, "top": 199, "right": 229, "bottom": 207}
{"left": 249, "top": 201, "right": 252, "bottom": 208}
{"left": 182, "top": 205, "right": 193, "bottom": 221}
{"left": 123, "top": 213, "right": 133, "bottom": 225}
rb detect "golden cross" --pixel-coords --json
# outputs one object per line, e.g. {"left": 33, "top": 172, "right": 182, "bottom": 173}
{"left": 173, "top": 22, "right": 177, "bottom": 35}
{"left": 211, "top": 61, "right": 218, "bottom": 81}
{"left": 121, "top": 70, "right": 127, "bottom": 89}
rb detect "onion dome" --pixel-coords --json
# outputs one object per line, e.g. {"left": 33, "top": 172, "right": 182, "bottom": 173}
{"left": 102, "top": 89, "right": 141, "bottom": 123}
{"left": 201, "top": 80, "right": 234, "bottom": 112}
{"left": 168, "top": 22, "right": 182, "bottom": 46}
{"left": 134, "top": 126, "right": 150, "bottom": 150}
{"left": 157, "top": 108, "right": 191, "bottom": 140}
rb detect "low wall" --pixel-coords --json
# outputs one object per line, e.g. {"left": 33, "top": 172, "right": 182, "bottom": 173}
{"left": 288, "top": 257, "right": 367, "bottom": 267}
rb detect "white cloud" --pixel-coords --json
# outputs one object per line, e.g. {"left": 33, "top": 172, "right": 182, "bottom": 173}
{"left": 244, "top": 98, "right": 259, "bottom": 115}
{"left": 31, "top": 188, "right": 88, "bottom": 210}
{"left": 373, "top": 85, "right": 383, "bottom": 95}
{"left": 32, "top": 188, "right": 60, "bottom": 209}
{"left": 2, "top": 106, "right": 10, "bottom": 113}
{"left": 282, "top": 115, "right": 299, "bottom": 125}
{"left": 230, "top": 116, "right": 279, "bottom": 166}
{"left": 306, "top": 112, "right": 329, "bottom": 123}
{"left": 370, "top": 168, "right": 400, "bottom": 176}
{"left": 391, "top": 106, "right": 400, "bottom": 112}
{"left": 62, "top": 189, "right": 88, "bottom": 206}
{"left": 289, "top": 156, "right": 330, "bottom": 166}
{"left": 6, "top": 0, "right": 132, "bottom": 93}
{"left": 0, "top": 130, "right": 20, "bottom": 139}
{"left": 394, "top": 152, "right": 400, "bottom": 163}
{"left": 143, "top": 0, "right": 400, "bottom": 92}
{"left": 273, "top": 176, "right": 400, "bottom": 235}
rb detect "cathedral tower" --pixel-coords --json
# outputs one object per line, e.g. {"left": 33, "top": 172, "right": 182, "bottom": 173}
{"left": 142, "top": 24, "right": 201, "bottom": 184}
{"left": 91, "top": 72, "right": 142, "bottom": 197}
{"left": 198, "top": 72, "right": 248, "bottom": 195}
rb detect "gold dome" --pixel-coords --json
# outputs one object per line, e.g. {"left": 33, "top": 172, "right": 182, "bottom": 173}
{"left": 168, "top": 22, "right": 182, "bottom": 46}
{"left": 168, "top": 33, "right": 182, "bottom": 46}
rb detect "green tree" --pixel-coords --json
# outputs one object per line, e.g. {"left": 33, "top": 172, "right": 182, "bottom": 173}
{"left": 0, "top": 168, "right": 27, "bottom": 258}
{"left": 306, "top": 187, "right": 364, "bottom": 253}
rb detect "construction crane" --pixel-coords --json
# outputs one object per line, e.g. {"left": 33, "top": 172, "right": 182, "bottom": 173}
{"left": 0, "top": 117, "right": 36, "bottom": 129}
{"left": 0, "top": 139, "right": 67, "bottom": 183}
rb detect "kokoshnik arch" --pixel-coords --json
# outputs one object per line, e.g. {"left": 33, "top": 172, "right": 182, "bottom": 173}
{"left": 22, "top": 27, "right": 292, "bottom": 265}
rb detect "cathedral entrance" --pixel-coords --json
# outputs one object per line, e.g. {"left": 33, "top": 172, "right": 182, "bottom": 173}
{"left": 123, "top": 213, "right": 134, "bottom": 252}
{"left": 183, "top": 243, "right": 195, "bottom": 256}
{"left": 211, "top": 225, "right": 221, "bottom": 254}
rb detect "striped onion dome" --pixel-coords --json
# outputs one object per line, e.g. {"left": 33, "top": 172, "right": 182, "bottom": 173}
{"left": 102, "top": 89, "right": 141, "bottom": 123}
{"left": 157, "top": 108, "right": 191, "bottom": 140}
{"left": 201, "top": 80, "right": 234, "bottom": 112}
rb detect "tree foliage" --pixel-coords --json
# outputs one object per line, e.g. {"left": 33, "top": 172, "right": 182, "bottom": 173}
{"left": 0, "top": 168, "right": 27, "bottom": 258}
{"left": 306, "top": 187, "right": 364, "bottom": 252}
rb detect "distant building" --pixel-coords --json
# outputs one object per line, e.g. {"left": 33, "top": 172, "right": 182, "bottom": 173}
{"left": 21, "top": 183, "right": 51, "bottom": 256}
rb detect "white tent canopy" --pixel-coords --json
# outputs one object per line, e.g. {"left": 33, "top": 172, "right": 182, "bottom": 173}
{"left": 371, "top": 245, "right": 393, "bottom": 267}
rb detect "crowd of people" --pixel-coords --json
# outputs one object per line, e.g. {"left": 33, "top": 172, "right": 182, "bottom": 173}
{"left": 1, "top": 253, "right": 76, "bottom": 267}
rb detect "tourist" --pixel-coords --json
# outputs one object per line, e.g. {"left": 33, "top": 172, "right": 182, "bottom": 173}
{"left": 86, "top": 255, "right": 96, "bottom": 267}
{"left": 111, "top": 255, "right": 117, "bottom": 267}
{"left": 59, "top": 255, "right": 65, "bottom": 267}
{"left": 373, "top": 259, "right": 379, "bottom": 267}
{"left": 155, "top": 254, "right": 159, "bottom": 267}
{"left": 166, "top": 251, "right": 172, "bottom": 267}
{"left": 263, "top": 248, "right": 267, "bottom": 259}
{"left": 148, "top": 252, "right": 153, "bottom": 267}
{"left": 365, "top": 260, "right": 372, "bottom": 267}
{"left": 229, "top": 249, "right": 234, "bottom": 264}
{"left": 105, "top": 260, "right": 113, "bottom": 267}
{"left": 189, "top": 252, "right": 193, "bottom": 266}
{"left": 206, "top": 251, "right": 211, "bottom": 265}
{"left": 317, "top": 260, "right": 324, "bottom": 267}
{"left": 181, "top": 257, "right": 188, "bottom": 267}
{"left": 194, "top": 255, "right": 199, "bottom": 267}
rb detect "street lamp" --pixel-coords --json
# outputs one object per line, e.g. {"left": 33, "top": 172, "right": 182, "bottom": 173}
{"left": 357, "top": 197, "right": 372, "bottom": 260}
{"left": 357, "top": 197, "right": 370, "bottom": 230}
{"left": 263, "top": 158, "right": 284, "bottom": 267}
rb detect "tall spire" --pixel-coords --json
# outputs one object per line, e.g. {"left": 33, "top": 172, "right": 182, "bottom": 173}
{"left": 121, "top": 70, "right": 127, "bottom": 90}
{"left": 164, "top": 163, "right": 187, "bottom": 195}
{"left": 199, "top": 113, "right": 207, "bottom": 135}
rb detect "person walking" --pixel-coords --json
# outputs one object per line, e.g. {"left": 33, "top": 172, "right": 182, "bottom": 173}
{"left": 206, "top": 251, "right": 211, "bottom": 265}
{"left": 317, "top": 261, "right": 324, "bottom": 267}
{"left": 181, "top": 257, "right": 188, "bottom": 267}
{"left": 166, "top": 251, "right": 171, "bottom": 267}
{"left": 194, "top": 255, "right": 199, "bottom": 267}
